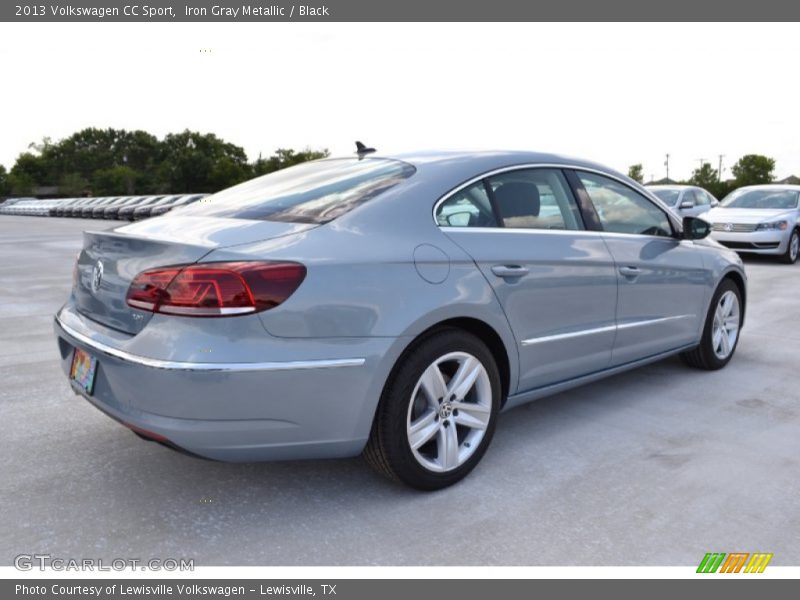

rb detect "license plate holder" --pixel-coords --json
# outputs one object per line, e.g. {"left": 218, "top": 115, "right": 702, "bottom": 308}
{"left": 70, "top": 348, "right": 98, "bottom": 395}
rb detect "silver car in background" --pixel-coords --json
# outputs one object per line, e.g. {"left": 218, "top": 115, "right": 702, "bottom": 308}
{"left": 54, "top": 151, "right": 746, "bottom": 489}
{"left": 648, "top": 185, "right": 718, "bottom": 217}
{"left": 704, "top": 184, "right": 800, "bottom": 264}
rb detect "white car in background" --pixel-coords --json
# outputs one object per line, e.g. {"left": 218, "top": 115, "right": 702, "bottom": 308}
{"left": 704, "top": 185, "right": 800, "bottom": 264}
{"left": 648, "top": 185, "right": 718, "bottom": 217}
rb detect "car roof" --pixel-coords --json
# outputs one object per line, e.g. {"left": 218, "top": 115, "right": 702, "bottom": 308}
{"left": 648, "top": 185, "right": 692, "bottom": 190}
{"left": 324, "top": 150, "right": 636, "bottom": 193}
{"left": 376, "top": 149, "right": 622, "bottom": 173}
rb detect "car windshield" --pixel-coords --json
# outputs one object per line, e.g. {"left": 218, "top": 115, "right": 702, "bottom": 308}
{"left": 721, "top": 189, "right": 799, "bottom": 209}
{"left": 651, "top": 189, "right": 680, "bottom": 205}
{"left": 179, "top": 158, "right": 416, "bottom": 224}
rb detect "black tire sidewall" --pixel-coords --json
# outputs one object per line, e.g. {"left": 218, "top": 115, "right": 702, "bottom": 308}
{"left": 378, "top": 329, "right": 501, "bottom": 490}
{"left": 784, "top": 230, "right": 799, "bottom": 264}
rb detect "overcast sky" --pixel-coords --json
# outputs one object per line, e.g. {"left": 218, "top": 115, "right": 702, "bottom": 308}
{"left": 0, "top": 22, "right": 797, "bottom": 181}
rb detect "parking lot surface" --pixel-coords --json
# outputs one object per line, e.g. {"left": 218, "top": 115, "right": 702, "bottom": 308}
{"left": 1, "top": 216, "right": 798, "bottom": 566}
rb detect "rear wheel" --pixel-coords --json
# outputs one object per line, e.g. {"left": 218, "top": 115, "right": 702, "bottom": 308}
{"left": 780, "top": 229, "right": 799, "bottom": 264}
{"left": 364, "top": 329, "right": 501, "bottom": 490}
{"left": 681, "top": 279, "right": 742, "bottom": 370}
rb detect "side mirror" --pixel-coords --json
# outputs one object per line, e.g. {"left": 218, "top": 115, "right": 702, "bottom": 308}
{"left": 682, "top": 216, "right": 711, "bottom": 240}
{"left": 446, "top": 211, "right": 473, "bottom": 227}
{"left": 679, "top": 200, "right": 695, "bottom": 209}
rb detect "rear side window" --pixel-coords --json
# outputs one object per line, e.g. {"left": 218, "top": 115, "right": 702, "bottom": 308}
{"left": 436, "top": 181, "right": 498, "bottom": 227}
{"left": 487, "top": 169, "right": 583, "bottom": 230}
{"left": 436, "top": 168, "right": 584, "bottom": 230}
{"left": 180, "top": 158, "right": 416, "bottom": 224}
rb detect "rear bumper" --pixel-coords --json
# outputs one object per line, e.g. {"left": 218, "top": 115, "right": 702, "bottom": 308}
{"left": 54, "top": 303, "right": 400, "bottom": 461}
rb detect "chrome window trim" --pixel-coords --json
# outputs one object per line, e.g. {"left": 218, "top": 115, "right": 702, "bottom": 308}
{"left": 520, "top": 315, "right": 696, "bottom": 347}
{"left": 432, "top": 162, "right": 680, "bottom": 236}
{"left": 441, "top": 226, "right": 685, "bottom": 243}
{"left": 55, "top": 316, "right": 366, "bottom": 372}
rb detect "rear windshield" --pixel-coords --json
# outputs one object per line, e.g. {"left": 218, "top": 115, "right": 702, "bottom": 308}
{"left": 179, "top": 157, "right": 416, "bottom": 224}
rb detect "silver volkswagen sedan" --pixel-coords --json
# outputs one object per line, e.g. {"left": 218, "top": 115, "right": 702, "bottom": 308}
{"left": 704, "top": 185, "right": 800, "bottom": 264}
{"left": 55, "top": 150, "right": 746, "bottom": 489}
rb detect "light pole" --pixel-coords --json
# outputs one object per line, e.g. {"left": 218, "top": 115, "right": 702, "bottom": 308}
{"left": 664, "top": 154, "right": 670, "bottom": 181}
{"left": 718, "top": 155, "right": 725, "bottom": 182}
{"left": 122, "top": 154, "right": 133, "bottom": 195}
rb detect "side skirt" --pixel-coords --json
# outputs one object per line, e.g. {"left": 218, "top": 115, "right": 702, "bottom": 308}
{"left": 502, "top": 343, "right": 697, "bottom": 411}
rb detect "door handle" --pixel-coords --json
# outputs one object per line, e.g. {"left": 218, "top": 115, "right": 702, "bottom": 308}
{"left": 619, "top": 266, "right": 641, "bottom": 278}
{"left": 491, "top": 265, "right": 529, "bottom": 279}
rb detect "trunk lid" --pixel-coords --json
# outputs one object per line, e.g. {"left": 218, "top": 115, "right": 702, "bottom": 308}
{"left": 73, "top": 217, "right": 317, "bottom": 334}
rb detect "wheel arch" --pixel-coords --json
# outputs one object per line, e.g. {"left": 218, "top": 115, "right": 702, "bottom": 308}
{"left": 721, "top": 269, "right": 747, "bottom": 326}
{"left": 422, "top": 317, "right": 512, "bottom": 403}
{"left": 378, "top": 316, "right": 515, "bottom": 415}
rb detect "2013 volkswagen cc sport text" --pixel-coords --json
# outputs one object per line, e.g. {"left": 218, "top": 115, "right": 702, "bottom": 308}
{"left": 54, "top": 150, "right": 747, "bottom": 490}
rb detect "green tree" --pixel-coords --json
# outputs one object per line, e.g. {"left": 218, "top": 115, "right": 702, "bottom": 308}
{"left": 156, "top": 130, "right": 251, "bottom": 192}
{"left": 5, "top": 127, "right": 331, "bottom": 196}
{"left": 0, "top": 165, "right": 10, "bottom": 196}
{"left": 253, "top": 148, "right": 329, "bottom": 176}
{"left": 731, "top": 154, "right": 775, "bottom": 187}
{"left": 688, "top": 162, "right": 719, "bottom": 189}
{"left": 627, "top": 163, "right": 644, "bottom": 184}
{"left": 92, "top": 166, "right": 140, "bottom": 195}
{"left": 9, "top": 172, "right": 35, "bottom": 195}
{"left": 59, "top": 172, "right": 90, "bottom": 197}
{"left": 10, "top": 152, "right": 49, "bottom": 186}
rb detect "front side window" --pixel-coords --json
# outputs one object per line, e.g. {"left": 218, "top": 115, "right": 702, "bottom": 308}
{"left": 578, "top": 172, "right": 673, "bottom": 237}
{"left": 694, "top": 189, "right": 711, "bottom": 206}
{"left": 681, "top": 189, "right": 697, "bottom": 206}
{"left": 179, "top": 158, "right": 416, "bottom": 224}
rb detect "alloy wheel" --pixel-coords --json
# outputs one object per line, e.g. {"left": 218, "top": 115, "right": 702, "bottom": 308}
{"left": 711, "top": 290, "right": 740, "bottom": 360}
{"left": 406, "top": 351, "right": 492, "bottom": 473}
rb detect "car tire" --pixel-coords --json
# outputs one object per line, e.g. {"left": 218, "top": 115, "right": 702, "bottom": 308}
{"left": 681, "top": 279, "right": 742, "bottom": 370}
{"left": 780, "top": 229, "right": 799, "bottom": 264}
{"left": 364, "top": 328, "right": 501, "bottom": 490}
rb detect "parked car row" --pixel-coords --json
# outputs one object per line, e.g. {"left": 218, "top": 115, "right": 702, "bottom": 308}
{"left": 0, "top": 194, "right": 208, "bottom": 220}
{"left": 645, "top": 183, "right": 800, "bottom": 263}
{"left": 0, "top": 197, "right": 68, "bottom": 216}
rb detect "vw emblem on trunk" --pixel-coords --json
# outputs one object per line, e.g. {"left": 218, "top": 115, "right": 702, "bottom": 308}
{"left": 724, "top": 223, "right": 734, "bottom": 232}
{"left": 91, "top": 260, "right": 104, "bottom": 293}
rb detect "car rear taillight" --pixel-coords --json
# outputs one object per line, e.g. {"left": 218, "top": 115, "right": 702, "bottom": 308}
{"left": 126, "top": 261, "right": 306, "bottom": 317}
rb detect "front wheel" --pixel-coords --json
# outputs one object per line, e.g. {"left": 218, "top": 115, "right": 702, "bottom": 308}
{"left": 364, "top": 329, "right": 501, "bottom": 490}
{"left": 681, "top": 279, "right": 742, "bottom": 370}
{"left": 780, "top": 229, "right": 799, "bottom": 264}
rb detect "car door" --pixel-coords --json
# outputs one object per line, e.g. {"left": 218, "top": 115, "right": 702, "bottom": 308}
{"left": 572, "top": 171, "right": 708, "bottom": 365}
{"left": 436, "top": 167, "right": 618, "bottom": 393}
